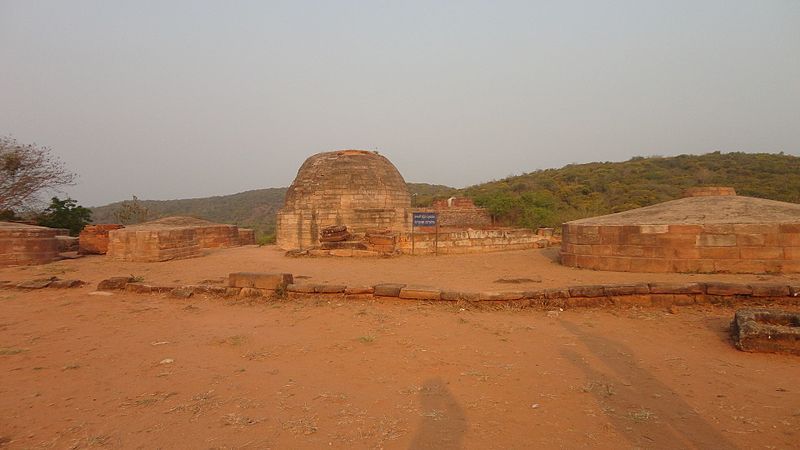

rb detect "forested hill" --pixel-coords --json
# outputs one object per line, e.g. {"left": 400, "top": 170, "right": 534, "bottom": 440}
{"left": 461, "top": 151, "right": 800, "bottom": 230}
{"left": 91, "top": 152, "right": 799, "bottom": 238}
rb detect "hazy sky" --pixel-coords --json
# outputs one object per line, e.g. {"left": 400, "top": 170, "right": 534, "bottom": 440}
{"left": 1, "top": 1, "right": 798, "bottom": 206}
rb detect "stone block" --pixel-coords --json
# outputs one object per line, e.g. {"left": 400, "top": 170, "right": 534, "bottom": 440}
{"left": 568, "top": 285, "right": 606, "bottom": 298}
{"left": 544, "top": 288, "right": 570, "bottom": 299}
{"left": 373, "top": 283, "right": 406, "bottom": 297}
{"left": 125, "top": 283, "right": 153, "bottom": 294}
{"left": 603, "top": 284, "right": 650, "bottom": 296}
{"left": 315, "top": 284, "right": 346, "bottom": 294}
{"left": 697, "top": 234, "right": 737, "bottom": 247}
{"left": 705, "top": 282, "right": 753, "bottom": 296}
{"left": 522, "top": 290, "right": 546, "bottom": 299}
{"left": 238, "top": 287, "right": 263, "bottom": 298}
{"left": 648, "top": 282, "right": 705, "bottom": 295}
{"left": 17, "top": 279, "right": 53, "bottom": 289}
{"left": 399, "top": 286, "right": 441, "bottom": 300}
{"left": 228, "top": 272, "right": 293, "bottom": 290}
{"left": 49, "top": 279, "right": 84, "bottom": 289}
{"left": 739, "top": 247, "right": 783, "bottom": 260}
{"left": 170, "top": 287, "right": 194, "bottom": 298}
{"left": 478, "top": 291, "right": 524, "bottom": 301}
{"left": 732, "top": 309, "right": 800, "bottom": 355}
{"left": 98, "top": 276, "right": 134, "bottom": 291}
{"left": 345, "top": 286, "right": 374, "bottom": 295}
{"left": 610, "top": 295, "right": 651, "bottom": 307}
{"left": 287, "top": 284, "right": 316, "bottom": 294}
{"left": 748, "top": 284, "right": 791, "bottom": 298}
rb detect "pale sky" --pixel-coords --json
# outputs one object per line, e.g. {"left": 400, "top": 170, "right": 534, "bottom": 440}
{"left": 1, "top": 0, "right": 798, "bottom": 207}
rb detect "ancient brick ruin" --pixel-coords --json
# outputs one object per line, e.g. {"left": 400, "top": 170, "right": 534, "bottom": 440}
{"left": 561, "top": 188, "right": 800, "bottom": 274}
{"left": 106, "top": 216, "right": 253, "bottom": 262}
{"left": 79, "top": 224, "right": 124, "bottom": 254}
{"left": 277, "top": 150, "right": 411, "bottom": 250}
{"left": 0, "top": 222, "right": 60, "bottom": 267}
{"left": 428, "top": 197, "right": 492, "bottom": 228}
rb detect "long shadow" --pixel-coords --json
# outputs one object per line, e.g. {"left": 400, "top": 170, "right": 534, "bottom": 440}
{"left": 559, "top": 320, "right": 738, "bottom": 450}
{"left": 408, "top": 377, "right": 467, "bottom": 450}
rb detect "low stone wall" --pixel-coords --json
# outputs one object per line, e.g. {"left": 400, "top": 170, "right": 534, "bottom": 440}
{"left": 193, "top": 225, "right": 241, "bottom": 248}
{"left": 238, "top": 228, "right": 256, "bottom": 245}
{"left": 398, "top": 228, "right": 546, "bottom": 255}
{"left": 561, "top": 223, "right": 800, "bottom": 274}
{"left": 79, "top": 224, "right": 124, "bottom": 254}
{"left": 106, "top": 228, "right": 202, "bottom": 262}
{"left": 90, "top": 274, "right": 800, "bottom": 310}
{"left": 0, "top": 222, "right": 60, "bottom": 267}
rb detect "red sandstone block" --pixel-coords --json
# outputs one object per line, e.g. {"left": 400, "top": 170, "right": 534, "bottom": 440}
{"left": 739, "top": 247, "right": 784, "bottom": 260}
{"left": 573, "top": 244, "right": 594, "bottom": 255}
{"left": 672, "top": 294, "right": 697, "bottom": 306}
{"left": 576, "top": 254, "right": 601, "bottom": 268}
{"left": 650, "top": 294, "right": 674, "bottom": 306}
{"left": 734, "top": 224, "right": 780, "bottom": 234}
{"left": 702, "top": 224, "right": 735, "bottom": 234}
{"left": 779, "top": 224, "right": 800, "bottom": 233}
{"left": 400, "top": 286, "right": 441, "bottom": 300}
{"left": 373, "top": 283, "right": 406, "bottom": 297}
{"left": 649, "top": 282, "right": 705, "bottom": 294}
{"left": 560, "top": 253, "right": 577, "bottom": 266}
{"left": 779, "top": 233, "right": 800, "bottom": 246}
{"left": 229, "top": 272, "right": 293, "bottom": 290}
{"left": 635, "top": 258, "right": 671, "bottom": 272}
{"left": 345, "top": 286, "right": 374, "bottom": 295}
{"left": 749, "top": 284, "right": 790, "bottom": 297}
{"left": 655, "top": 234, "right": 697, "bottom": 247}
{"left": 641, "top": 246, "right": 668, "bottom": 258}
{"left": 668, "top": 224, "right": 703, "bottom": 234}
{"left": 568, "top": 285, "right": 606, "bottom": 297}
{"left": 604, "top": 284, "right": 650, "bottom": 296}
{"left": 315, "top": 284, "right": 346, "bottom": 294}
{"left": 611, "top": 295, "right": 651, "bottom": 307}
{"left": 713, "top": 260, "right": 768, "bottom": 274}
{"left": 566, "top": 296, "right": 611, "bottom": 308}
{"left": 599, "top": 227, "right": 622, "bottom": 244}
{"left": 699, "top": 247, "right": 739, "bottom": 259}
{"left": 705, "top": 282, "right": 752, "bottom": 296}
{"left": 671, "top": 247, "right": 701, "bottom": 259}
{"left": 785, "top": 247, "right": 800, "bottom": 260}
{"left": 781, "top": 261, "right": 800, "bottom": 273}
{"left": 523, "top": 290, "right": 546, "bottom": 299}
{"left": 612, "top": 245, "right": 645, "bottom": 257}
{"left": 591, "top": 245, "right": 614, "bottom": 256}
{"left": 670, "top": 259, "right": 715, "bottom": 273}
{"left": 639, "top": 225, "right": 669, "bottom": 234}
{"left": 479, "top": 291, "right": 524, "bottom": 301}
{"left": 697, "top": 234, "right": 737, "bottom": 247}
{"left": 287, "top": 284, "right": 316, "bottom": 293}
{"left": 544, "top": 288, "right": 570, "bottom": 299}
{"left": 598, "top": 257, "right": 632, "bottom": 272}
{"left": 736, "top": 234, "right": 766, "bottom": 246}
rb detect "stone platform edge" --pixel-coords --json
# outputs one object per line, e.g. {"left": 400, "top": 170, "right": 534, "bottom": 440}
{"left": 77, "top": 275, "right": 800, "bottom": 308}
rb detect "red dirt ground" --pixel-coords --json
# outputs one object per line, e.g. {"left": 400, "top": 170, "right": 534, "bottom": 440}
{"left": 1, "top": 247, "right": 799, "bottom": 449}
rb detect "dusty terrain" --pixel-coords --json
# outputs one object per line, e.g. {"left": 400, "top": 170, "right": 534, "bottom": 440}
{"left": 1, "top": 247, "right": 799, "bottom": 449}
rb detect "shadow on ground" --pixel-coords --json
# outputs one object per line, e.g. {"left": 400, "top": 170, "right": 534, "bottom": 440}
{"left": 408, "top": 377, "right": 467, "bottom": 450}
{"left": 559, "top": 320, "right": 738, "bottom": 450}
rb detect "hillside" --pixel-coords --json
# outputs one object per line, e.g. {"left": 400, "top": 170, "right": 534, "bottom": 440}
{"left": 90, "top": 152, "right": 799, "bottom": 238}
{"left": 460, "top": 151, "right": 800, "bottom": 230}
{"left": 90, "top": 183, "right": 455, "bottom": 240}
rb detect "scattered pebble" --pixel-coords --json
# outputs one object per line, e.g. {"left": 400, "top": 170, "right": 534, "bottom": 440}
{"left": 88, "top": 291, "right": 113, "bottom": 297}
{"left": 159, "top": 358, "right": 174, "bottom": 365}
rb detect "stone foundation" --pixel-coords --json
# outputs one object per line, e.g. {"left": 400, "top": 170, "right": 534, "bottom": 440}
{"left": 0, "top": 222, "right": 60, "bottom": 267}
{"left": 79, "top": 224, "right": 124, "bottom": 254}
{"left": 398, "top": 228, "right": 547, "bottom": 255}
{"left": 107, "top": 228, "right": 201, "bottom": 262}
{"left": 238, "top": 228, "right": 256, "bottom": 245}
{"left": 561, "top": 223, "right": 800, "bottom": 274}
{"left": 732, "top": 309, "right": 800, "bottom": 355}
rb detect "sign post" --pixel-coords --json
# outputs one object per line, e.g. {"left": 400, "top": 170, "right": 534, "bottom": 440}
{"left": 412, "top": 212, "right": 438, "bottom": 256}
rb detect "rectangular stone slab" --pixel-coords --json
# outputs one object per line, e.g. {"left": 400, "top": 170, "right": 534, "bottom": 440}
{"left": 229, "top": 272, "right": 293, "bottom": 289}
{"left": 732, "top": 309, "right": 800, "bottom": 356}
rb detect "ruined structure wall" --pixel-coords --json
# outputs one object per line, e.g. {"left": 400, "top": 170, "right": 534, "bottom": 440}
{"left": 397, "top": 228, "right": 546, "bottom": 255}
{"left": 0, "top": 225, "right": 60, "bottom": 267}
{"left": 79, "top": 224, "right": 124, "bottom": 255}
{"left": 193, "top": 225, "right": 241, "bottom": 248}
{"left": 560, "top": 223, "right": 800, "bottom": 274}
{"left": 238, "top": 228, "right": 256, "bottom": 245}
{"left": 107, "top": 228, "right": 202, "bottom": 262}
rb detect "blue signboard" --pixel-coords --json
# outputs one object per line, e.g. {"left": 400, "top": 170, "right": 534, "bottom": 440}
{"left": 412, "top": 212, "right": 438, "bottom": 227}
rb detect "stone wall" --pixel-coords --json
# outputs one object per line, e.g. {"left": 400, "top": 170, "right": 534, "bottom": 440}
{"left": 561, "top": 223, "right": 800, "bottom": 274}
{"left": 238, "top": 228, "right": 256, "bottom": 245}
{"left": 193, "top": 225, "right": 241, "bottom": 248}
{"left": 397, "top": 228, "right": 546, "bottom": 255}
{"left": 79, "top": 224, "right": 124, "bottom": 255}
{"left": 424, "top": 197, "right": 492, "bottom": 228}
{"left": 107, "top": 228, "right": 202, "bottom": 262}
{"left": 0, "top": 222, "right": 60, "bottom": 267}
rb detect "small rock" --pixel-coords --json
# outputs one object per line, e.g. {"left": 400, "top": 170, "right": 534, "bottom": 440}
{"left": 89, "top": 291, "right": 113, "bottom": 296}
{"left": 170, "top": 288, "right": 194, "bottom": 299}
{"left": 17, "top": 279, "right": 55, "bottom": 289}
{"left": 159, "top": 358, "right": 174, "bottom": 365}
{"left": 667, "top": 305, "right": 679, "bottom": 315}
{"left": 546, "top": 310, "right": 560, "bottom": 318}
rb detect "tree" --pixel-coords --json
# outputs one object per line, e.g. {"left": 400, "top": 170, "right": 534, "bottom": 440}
{"left": 113, "top": 195, "right": 149, "bottom": 224}
{"left": 36, "top": 197, "right": 92, "bottom": 236}
{"left": 0, "top": 136, "right": 76, "bottom": 213}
